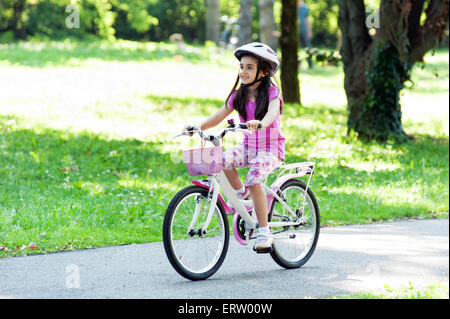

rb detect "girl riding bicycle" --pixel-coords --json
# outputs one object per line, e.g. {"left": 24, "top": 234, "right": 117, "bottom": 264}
{"left": 183, "top": 42, "right": 285, "bottom": 252}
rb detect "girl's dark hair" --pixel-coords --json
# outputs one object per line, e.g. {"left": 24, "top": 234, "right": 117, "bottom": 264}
{"left": 225, "top": 57, "right": 282, "bottom": 122}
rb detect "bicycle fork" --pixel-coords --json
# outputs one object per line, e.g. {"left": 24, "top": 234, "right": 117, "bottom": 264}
{"left": 188, "top": 175, "right": 230, "bottom": 236}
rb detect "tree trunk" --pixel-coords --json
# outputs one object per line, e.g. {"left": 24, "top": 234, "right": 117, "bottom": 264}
{"left": 338, "top": 0, "right": 449, "bottom": 142}
{"left": 338, "top": 0, "right": 374, "bottom": 138}
{"left": 279, "top": 0, "right": 300, "bottom": 104}
{"left": 12, "top": 0, "right": 27, "bottom": 39}
{"left": 238, "top": 0, "right": 253, "bottom": 46}
{"left": 258, "top": 0, "right": 278, "bottom": 51}
{"left": 206, "top": 0, "right": 220, "bottom": 44}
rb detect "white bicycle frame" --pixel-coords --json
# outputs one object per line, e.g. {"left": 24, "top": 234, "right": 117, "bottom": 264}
{"left": 199, "top": 162, "right": 315, "bottom": 235}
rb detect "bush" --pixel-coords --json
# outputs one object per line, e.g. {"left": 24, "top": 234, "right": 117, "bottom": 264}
{"left": 300, "top": 47, "right": 342, "bottom": 66}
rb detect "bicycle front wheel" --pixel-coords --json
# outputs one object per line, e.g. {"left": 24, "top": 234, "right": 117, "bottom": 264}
{"left": 163, "top": 185, "right": 229, "bottom": 280}
{"left": 269, "top": 179, "right": 320, "bottom": 269}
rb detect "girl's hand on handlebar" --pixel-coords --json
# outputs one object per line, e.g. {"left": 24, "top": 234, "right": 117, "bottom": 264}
{"left": 182, "top": 124, "right": 195, "bottom": 137}
{"left": 246, "top": 120, "right": 263, "bottom": 132}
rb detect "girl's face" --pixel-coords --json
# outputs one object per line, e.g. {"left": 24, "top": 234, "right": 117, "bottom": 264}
{"left": 239, "top": 55, "right": 266, "bottom": 85}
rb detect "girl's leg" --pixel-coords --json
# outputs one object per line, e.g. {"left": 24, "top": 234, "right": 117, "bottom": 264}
{"left": 223, "top": 168, "right": 244, "bottom": 190}
{"left": 222, "top": 145, "right": 247, "bottom": 190}
{"left": 246, "top": 152, "right": 280, "bottom": 222}
{"left": 245, "top": 151, "right": 281, "bottom": 250}
{"left": 249, "top": 183, "right": 273, "bottom": 251}
{"left": 247, "top": 185, "right": 268, "bottom": 227}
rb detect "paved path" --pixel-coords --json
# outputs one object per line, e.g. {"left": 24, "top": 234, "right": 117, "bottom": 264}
{"left": 0, "top": 218, "right": 448, "bottom": 299}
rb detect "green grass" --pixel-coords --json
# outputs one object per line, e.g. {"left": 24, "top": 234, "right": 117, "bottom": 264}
{"left": 0, "top": 39, "right": 448, "bottom": 257}
{"left": 335, "top": 281, "right": 449, "bottom": 299}
{"left": 0, "top": 39, "right": 229, "bottom": 68}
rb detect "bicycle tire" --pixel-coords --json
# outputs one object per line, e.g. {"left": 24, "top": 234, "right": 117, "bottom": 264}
{"left": 268, "top": 179, "right": 320, "bottom": 269}
{"left": 163, "top": 185, "right": 229, "bottom": 280}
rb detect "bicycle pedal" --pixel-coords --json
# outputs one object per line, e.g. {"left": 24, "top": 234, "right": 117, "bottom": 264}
{"left": 253, "top": 246, "right": 273, "bottom": 254}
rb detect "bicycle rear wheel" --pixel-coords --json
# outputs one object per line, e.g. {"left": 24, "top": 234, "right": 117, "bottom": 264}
{"left": 163, "top": 185, "right": 229, "bottom": 280}
{"left": 269, "top": 179, "right": 320, "bottom": 269}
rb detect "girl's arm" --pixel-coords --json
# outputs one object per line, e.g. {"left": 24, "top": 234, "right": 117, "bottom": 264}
{"left": 199, "top": 104, "right": 234, "bottom": 130}
{"left": 246, "top": 99, "right": 280, "bottom": 131}
{"left": 260, "top": 98, "right": 281, "bottom": 128}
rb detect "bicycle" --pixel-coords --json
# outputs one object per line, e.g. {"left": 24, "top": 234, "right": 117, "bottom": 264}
{"left": 162, "top": 120, "right": 320, "bottom": 281}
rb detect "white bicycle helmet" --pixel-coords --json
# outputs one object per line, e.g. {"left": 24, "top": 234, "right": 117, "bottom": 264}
{"left": 234, "top": 42, "right": 280, "bottom": 73}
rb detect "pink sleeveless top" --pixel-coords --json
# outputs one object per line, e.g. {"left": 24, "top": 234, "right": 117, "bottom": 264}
{"left": 227, "top": 86, "right": 285, "bottom": 161}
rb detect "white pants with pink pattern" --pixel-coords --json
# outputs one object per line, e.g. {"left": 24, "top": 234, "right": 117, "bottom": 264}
{"left": 223, "top": 145, "right": 282, "bottom": 186}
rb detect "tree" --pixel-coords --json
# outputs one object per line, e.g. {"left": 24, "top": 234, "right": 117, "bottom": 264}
{"left": 338, "top": 0, "right": 449, "bottom": 142}
{"left": 206, "top": 0, "right": 220, "bottom": 44}
{"left": 279, "top": 0, "right": 300, "bottom": 103}
{"left": 258, "top": 0, "right": 278, "bottom": 50}
{"left": 238, "top": 0, "right": 253, "bottom": 46}
{"left": 12, "top": 0, "right": 27, "bottom": 39}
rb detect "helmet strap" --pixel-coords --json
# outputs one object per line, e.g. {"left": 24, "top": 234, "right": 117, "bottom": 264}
{"left": 242, "top": 60, "right": 268, "bottom": 88}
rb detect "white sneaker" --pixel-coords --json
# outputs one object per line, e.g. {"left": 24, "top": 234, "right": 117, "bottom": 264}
{"left": 253, "top": 233, "right": 274, "bottom": 251}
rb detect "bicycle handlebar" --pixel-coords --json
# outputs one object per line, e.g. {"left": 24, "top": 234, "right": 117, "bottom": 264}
{"left": 175, "top": 120, "right": 262, "bottom": 146}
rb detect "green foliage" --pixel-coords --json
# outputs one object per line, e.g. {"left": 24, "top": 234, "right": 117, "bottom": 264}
{"left": 0, "top": 30, "right": 14, "bottom": 42}
{"left": 111, "top": 0, "right": 158, "bottom": 39}
{"left": 0, "top": 0, "right": 159, "bottom": 40}
{"left": 220, "top": 0, "right": 241, "bottom": 19}
{"left": 306, "top": 0, "right": 339, "bottom": 48}
{"left": 0, "top": 0, "right": 13, "bottom": 32}
{"left": 79, "top": 0, "right": 116, "bottom": 39}
{"left": 146, "top": 0, "right": 206, "bottom": 42}
{"left": 26, "top": 0, "right": 70, "bottom": 39}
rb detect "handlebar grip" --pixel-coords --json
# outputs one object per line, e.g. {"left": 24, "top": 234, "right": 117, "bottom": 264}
{"left": 184, "top": 126, "right": 198, "bottom": 136}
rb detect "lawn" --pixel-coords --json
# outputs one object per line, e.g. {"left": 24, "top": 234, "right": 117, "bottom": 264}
{"left": 335, "top": 281, "right": 449, "bottom": 299}
{"left": 0, "top": 39, "right": 448, "bottom": 257}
